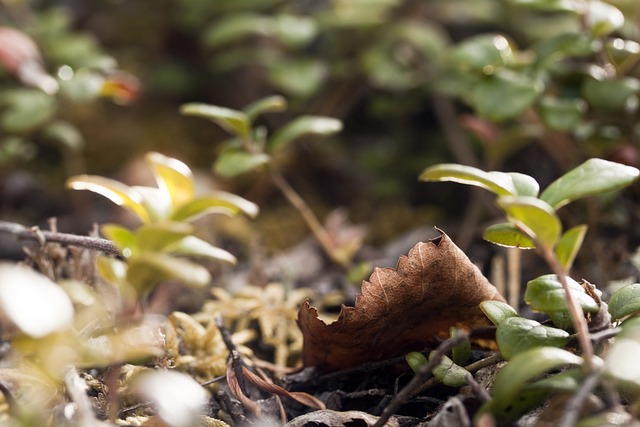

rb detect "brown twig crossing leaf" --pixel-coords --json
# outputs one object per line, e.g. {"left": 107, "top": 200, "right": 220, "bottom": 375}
{"left": 298, "top": 229, "right": 505, "bottom": 372}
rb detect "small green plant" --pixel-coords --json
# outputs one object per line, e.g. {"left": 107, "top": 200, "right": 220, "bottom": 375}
{"left": 420, "top": 158, "right": 640, "bottom": 424}
{"left": 181, "top": 96, "right": 362, "bottom": 269}
{"left": 67, "top": 151, "right": 258, "bottom": 300}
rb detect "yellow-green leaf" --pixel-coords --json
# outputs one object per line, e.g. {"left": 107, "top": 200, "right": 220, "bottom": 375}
{"left": 165, "top": 236, "right": 237, "bottom": 265}
{"left": 180, "top": 103, "right": 250, "bottom": 138}
{"left": 419, "top": 164, "right": 516, "bottom": 196}
{"left": 66, "top": 175, "right": 151, "bottom": 223}
{"left": 497, "top": 196, "right": 561, "bottom": 249}
{"left": 171, "top": 193, "right": 259, "bottom": 222}
{"left": 483, "top": 222, "right": 536, "bottom": 249}
{"left": 146, "top": 152, "right": 195, "bottom": 209}
{"left": 555, "top": 224, "right": 588, "bottom": 272}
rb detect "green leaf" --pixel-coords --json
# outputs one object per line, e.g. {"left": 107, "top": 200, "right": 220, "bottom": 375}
{"left": 586, "top": 0, "right": 624, "bottom": 37}
{"left": 0, "top": 89, "right": 57, "bottom": 133}
{"left": 101, "top": 224, "right": 137, "bottom": 257}
{"left": 180, "top": 103, "right": 251, "bottom": 138}
{"left": 483, "top": 222, "right": 536, "bottom": 249}
{"left": 214, "top": 149, "right": 270, "bottom": 177}
{"left": 243, "top": 95, "right": 288, "bottom": 121}
{"left": 132, "top": 186, "right": 172, "bottom": 222}
{"left": 203, "top": 14, "right": 271, "bottom": 47}
{"left": 555, "top": 225, "right": 588, "bottom": 272}
{"left": 497, "top": 196, "right": 561, "bottom": 249}
{"left": 496, "top": 317, "right": 570, "bottom": 360}
{"left": 604, "top": 317, "right": 640, "bottom": 391}
{"left": 268, "top": 58, "right": 327, "bottom": 98}
{"left": 540, "top": 158, "right": 640, "bottom": 210}
{"left": 272, "top": 14, "right": 318, "bottom": 48}
{"left": 171, "top": 193, "right": 259, "bottom": 222}
{"left": 450, "top": 327, "right": 471, "bottom": 366}
{"left": 66, "top": 175, "right": 151, "bottom": 223}
{"left": 450, "top": 34, "right": 514, "bottom": 72}
{"left": 145, "top": 152, "right": 195, "bottom": 209}
{"left": 136, "top": 222, "right": 193, "bottom": 252}
{"left": 164, "top": 236, "right": 237, "bottom": 265}
{"left": 471, "top": 70, "right": 544, "bottom": 121}
{"left": 538, "top": 97, "right": 586, "bottom": 131}
{"left": 419, "top": 164, "right": 516, "bottom": 196}
{"left": 534, "top": 34, "right": 598, "bottom": 68}
{"left": 582, "top": 77, "right": 640, "bottom": 111}
{"left": 480, "top": 300, "right": 519, "bottom": 326}
{"left": 505, "top": 0, "right": 580, "bottom": 12}
{"left": 430, "top": 352, "right": 470, "bottom": 387}
{"left": 525, "top": 274, "right": 599, "bottom": 313}
{"left": 127, "top": 253, "right": 210, "bottom": 294}
{"left": 406, "top": 351, "right": 427, "bottom": 374}
{"left": 508, "top": 172, "right": 540, "bottom": 197}
{"left": 269, "top": 115, "right": 342, "bottom": 151}
{"left": 484, "top": 347, "right": 583, "bottom": 419}
{"left": 608, "top": 283, "right": 640, "bottom": 321}
{"left": 42, "top": 120, "right": 85, "bottom": 151}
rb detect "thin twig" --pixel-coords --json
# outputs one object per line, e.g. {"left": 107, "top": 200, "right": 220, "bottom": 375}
{"left": 558, "top": 368, "right": 602, "bottom": 427}
{"left": 0, "top": 220, "right": 121, "bottom": 257}
{"left": 372, "top": 333, "right": 469, "bottom": 427}
{"left": 465, "top": 373, "right": 491, "bottom": 403}
{"left": 269, "top": 169, "right": 348, "bottom": 268}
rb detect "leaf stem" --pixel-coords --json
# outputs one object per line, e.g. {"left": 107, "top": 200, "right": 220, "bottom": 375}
{"left": 542, "top": 246, "right": 595, "bottom": 371}
{"left": 269, "top": 168, "right": 349, "bottom": 269}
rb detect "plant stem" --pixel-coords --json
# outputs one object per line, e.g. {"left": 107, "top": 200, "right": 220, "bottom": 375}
{"left": 269, "top": 168, "right": 349, "bottom": 269}
{"left": 542, "top": 247, "right": 595, "bottom": 371}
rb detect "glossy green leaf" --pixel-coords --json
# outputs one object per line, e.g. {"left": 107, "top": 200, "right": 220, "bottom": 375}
{"left": 471, "top": 70, "right": 543, "bottom": 121}
{"left": 608, "top": 283, "right": 640, "bottom": 321}
{"left": 171, "top": 192, "right": 259, "bottom": 222}
{"left": 604, "top": 317, "right": 640, "bottom": 391}
{"left": 406, "top": 351, "right": 427, "bottom": 374}
{"left": 269, "top": 115, "right": 342, "bottom": 150}
{"left": 180, "top": 103, "right": 250, "bottom": 138}
{"left": 538, "top": 97, "right": 586, "bottom": 131}
{"left": 66, "top": 175, "right": 151, "bottom": 223}
{"left": 586, "top": 0, "right": 624, "bottom": 37}
{"left": 101, "top": 224, "right": 137, "bottom": 257}
{"left": 540, "top": 158, "right": 640, "bottom": 210}
{"left": 534, "top": 34, "right": 597, "bottom": 68}
{"left": 430, "top": 352, "right": 469, "bottom": 387}
{"left": 164, "top": 236, "right": 237, "bottom": 265}
{"left": 146, "top": 152, "right": 195, "bottom": 209}
{"left": 214, "top": 149, "right": 270, "bottom": 177}
{"left": 508, "top": 173, "right": 540, "bottom": 197}
{"left": 127, "top": 253, "right": 210, "bottom": 294}
{"left": 496, "top": 317, "right": 570, "bottom": 360}
{"left": 485, "top": 347, "right": 583, "bottom": 418}
{"left": 450, "top": 34, "right": 513, "bottom": 72}
{"left": 243, "top": 95, "right": 288, "bottom": 121}
{"left": 131, "top": 186, "right": 172, "bottom": 222}
{"left": 582, "top": 77, "right": 640, "bottom": 111}
{"left": 525, "top": 274, "right": 599, "bottom": 313}
{"left": 419, "top": 164, "right": 516, "bottom": 196}
{"left": 483, "top": 223, "right": 536, "bottom": 249}
{"left": 136, "top": 222, "right": 193, "bottom": 252}
{"left": 555, "top": 225, "right": 588, "bottom": 272}
{"left": 450, "top": 327, "right": 471, "bottom": 366}
{"left": 497, "top": 196, "right": 561, "bottom": 249}
{"left": 480, "top": 300, "right": 519, "bottom": 326}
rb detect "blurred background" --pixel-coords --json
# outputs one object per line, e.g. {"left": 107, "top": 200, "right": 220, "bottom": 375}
{"left": 1, "top": 0, "right": 640, "bottom": 290}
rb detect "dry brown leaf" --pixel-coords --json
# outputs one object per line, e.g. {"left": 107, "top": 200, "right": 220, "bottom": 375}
{"left": 298, "top": 229, "right": 505, "bottom": 372}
